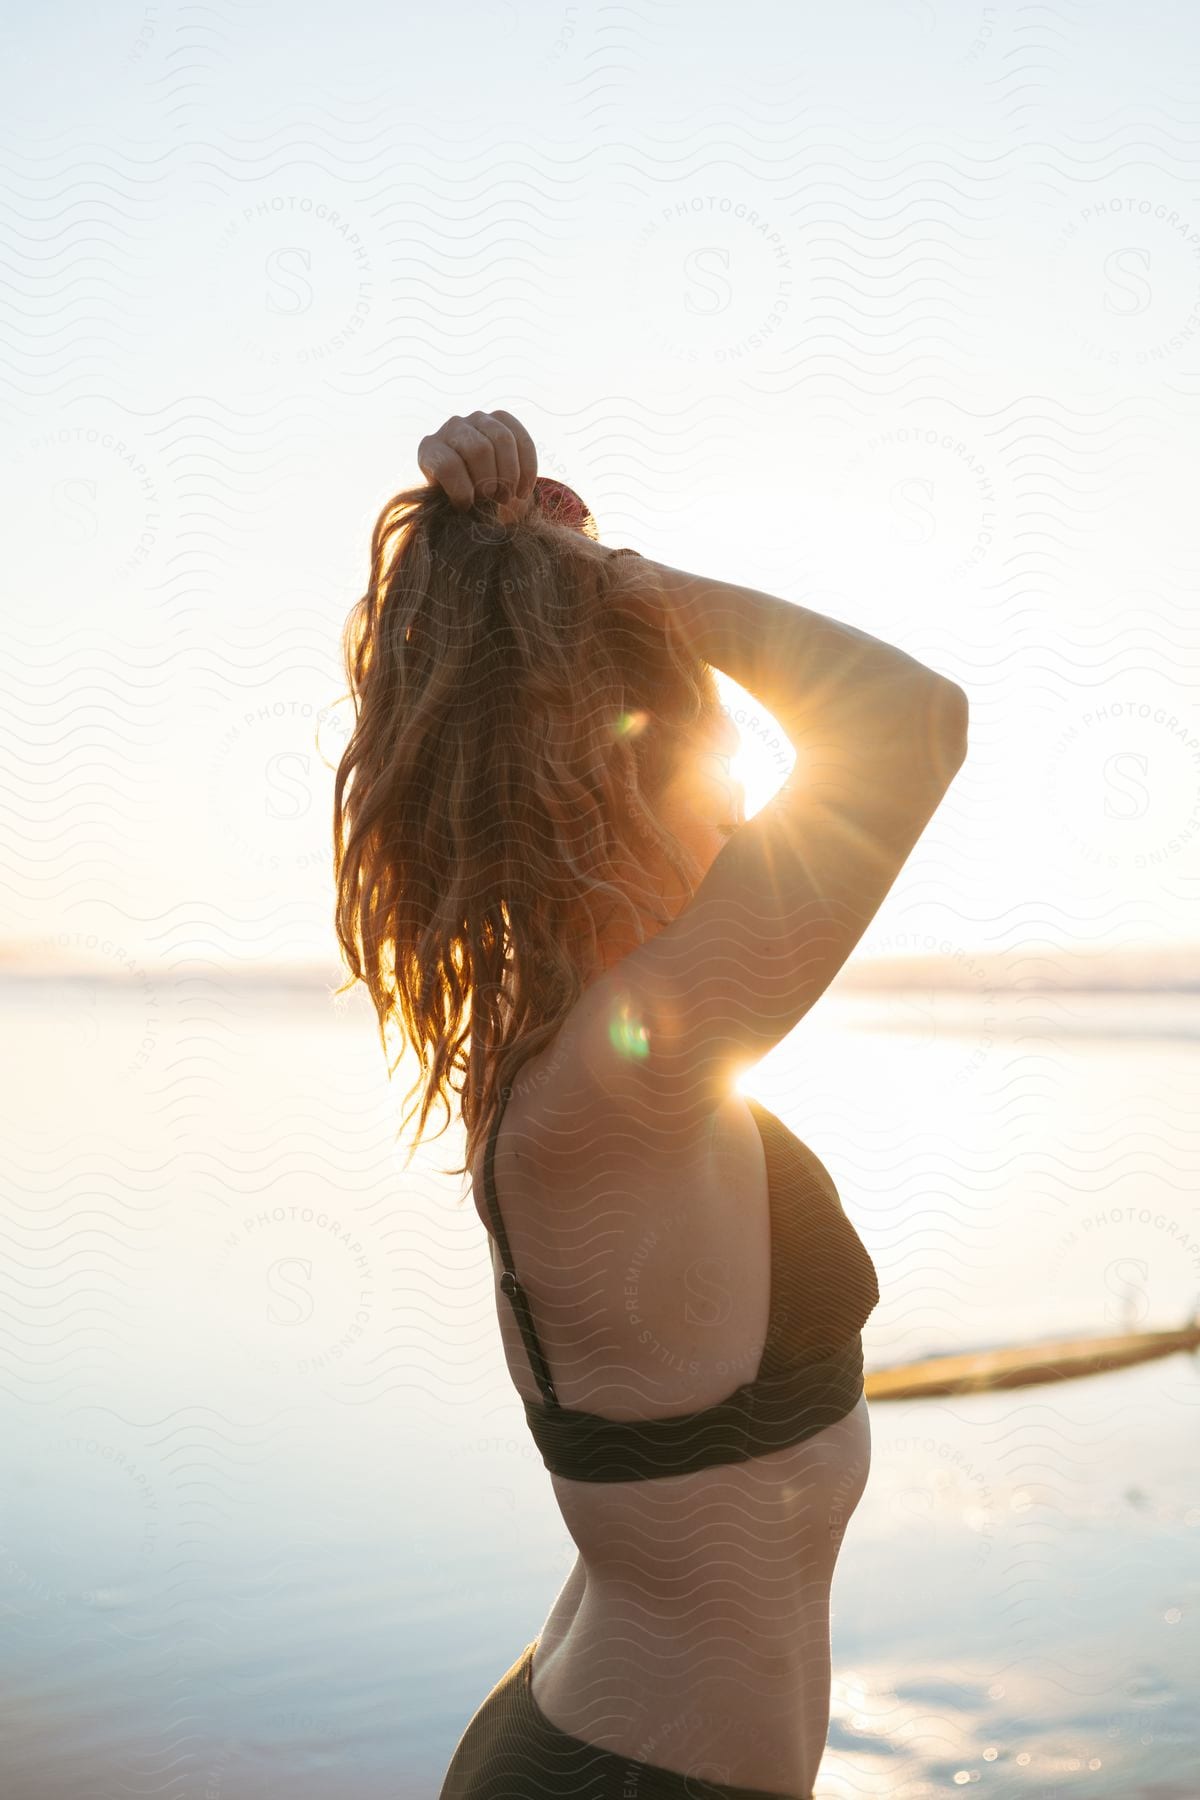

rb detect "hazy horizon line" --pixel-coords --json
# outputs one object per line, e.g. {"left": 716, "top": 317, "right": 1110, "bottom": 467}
{"left": 2, "top": 944, "right": 1195, "bottom": 994}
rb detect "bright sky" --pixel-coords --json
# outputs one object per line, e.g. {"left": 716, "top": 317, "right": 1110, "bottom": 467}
{"left": 4, "top": 0, "right": 1200, "bottom": 981}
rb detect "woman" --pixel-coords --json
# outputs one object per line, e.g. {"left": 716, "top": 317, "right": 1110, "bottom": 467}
{"left": 333, "top": 410, "right": 969, "bottom": 1799}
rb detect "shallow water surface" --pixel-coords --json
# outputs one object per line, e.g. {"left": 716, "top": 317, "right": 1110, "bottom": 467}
{"left": 1, "top": 978, "right": 1196, "bottom": 1797}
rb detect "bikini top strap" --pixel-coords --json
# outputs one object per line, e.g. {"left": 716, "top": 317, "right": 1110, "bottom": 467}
{"left": 482, "top": 1084, "right": 560, "bottom": 1409}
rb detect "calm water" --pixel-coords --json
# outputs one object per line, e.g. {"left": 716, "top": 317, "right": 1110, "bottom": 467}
{"left": 1, "top": 975, "right": 1196, "bottom": 1799}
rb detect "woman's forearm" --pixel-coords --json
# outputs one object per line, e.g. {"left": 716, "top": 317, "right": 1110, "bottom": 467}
{"left": 640, "top": 559, "right": 968, "bottom": 756}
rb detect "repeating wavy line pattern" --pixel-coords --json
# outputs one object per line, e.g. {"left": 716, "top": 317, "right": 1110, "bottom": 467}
{"left": 2, "top": 1, "right": 1199, "bottom": 1796}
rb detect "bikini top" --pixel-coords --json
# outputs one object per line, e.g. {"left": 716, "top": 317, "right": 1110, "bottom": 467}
{"left": 482, "top": 1086, "right": 881, "bottom": 1483}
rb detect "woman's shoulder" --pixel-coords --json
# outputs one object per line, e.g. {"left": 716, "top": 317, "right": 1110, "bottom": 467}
{"left": 472, "top": 996, "right": 745, "bottom": 1240}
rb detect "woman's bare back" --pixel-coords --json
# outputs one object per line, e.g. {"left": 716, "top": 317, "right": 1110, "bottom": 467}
{"left": 472, "top": 1024, "right": 874, "bottom": 1794}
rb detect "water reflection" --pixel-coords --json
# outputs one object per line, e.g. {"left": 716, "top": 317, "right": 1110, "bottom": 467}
{"left": 0, "top": 979, "right": 1195, "bottom": 1797}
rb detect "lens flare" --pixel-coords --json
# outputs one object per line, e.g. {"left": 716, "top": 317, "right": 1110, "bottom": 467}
{"left": 614, "top": 709, "right": 650, "bottom": 742}
{"left": 608, "top": 999, "right": 650, "bottom": 1060}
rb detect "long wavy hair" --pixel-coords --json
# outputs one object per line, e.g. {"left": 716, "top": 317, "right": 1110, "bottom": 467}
{"left": 332, "top": 478, "right": 723, "bottom": 1182}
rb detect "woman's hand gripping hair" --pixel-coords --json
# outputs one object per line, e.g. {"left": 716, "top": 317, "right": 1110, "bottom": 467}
{"left": 416, "top": 409, "right": 539, "bottom": 525}
{"left": 415, "top": 409, "right": 601, "bottom": 536}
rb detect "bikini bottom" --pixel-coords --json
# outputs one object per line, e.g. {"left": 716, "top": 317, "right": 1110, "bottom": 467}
{"left": 437, "top": 1637, "right": 813, "bottom": 1800}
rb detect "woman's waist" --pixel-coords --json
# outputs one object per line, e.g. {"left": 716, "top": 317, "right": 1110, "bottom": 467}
{"left": 549, "top": 1390, "right": 872, "bottom": 1599}
{"left": 531, "top": 1592, "right": 834, "bottom": 1795}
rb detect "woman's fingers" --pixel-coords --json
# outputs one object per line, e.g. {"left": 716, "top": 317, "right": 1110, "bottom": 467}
{"left": 490, "top": 410, "right": 538, "bottom": 498}
{"left": 416, "top": 426, "right": 474, "bottom": 510}
{"left": 417, "top": 415, "right": 502, "bottom": 508}
{"left": 463, "top": 409, "right": 522, "bottom": 501}
{"left": 416, "top": 410, "right": 538, "bottom": 512}
{"left": 430, "top": 413, "right": 511, "bottom": 504}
